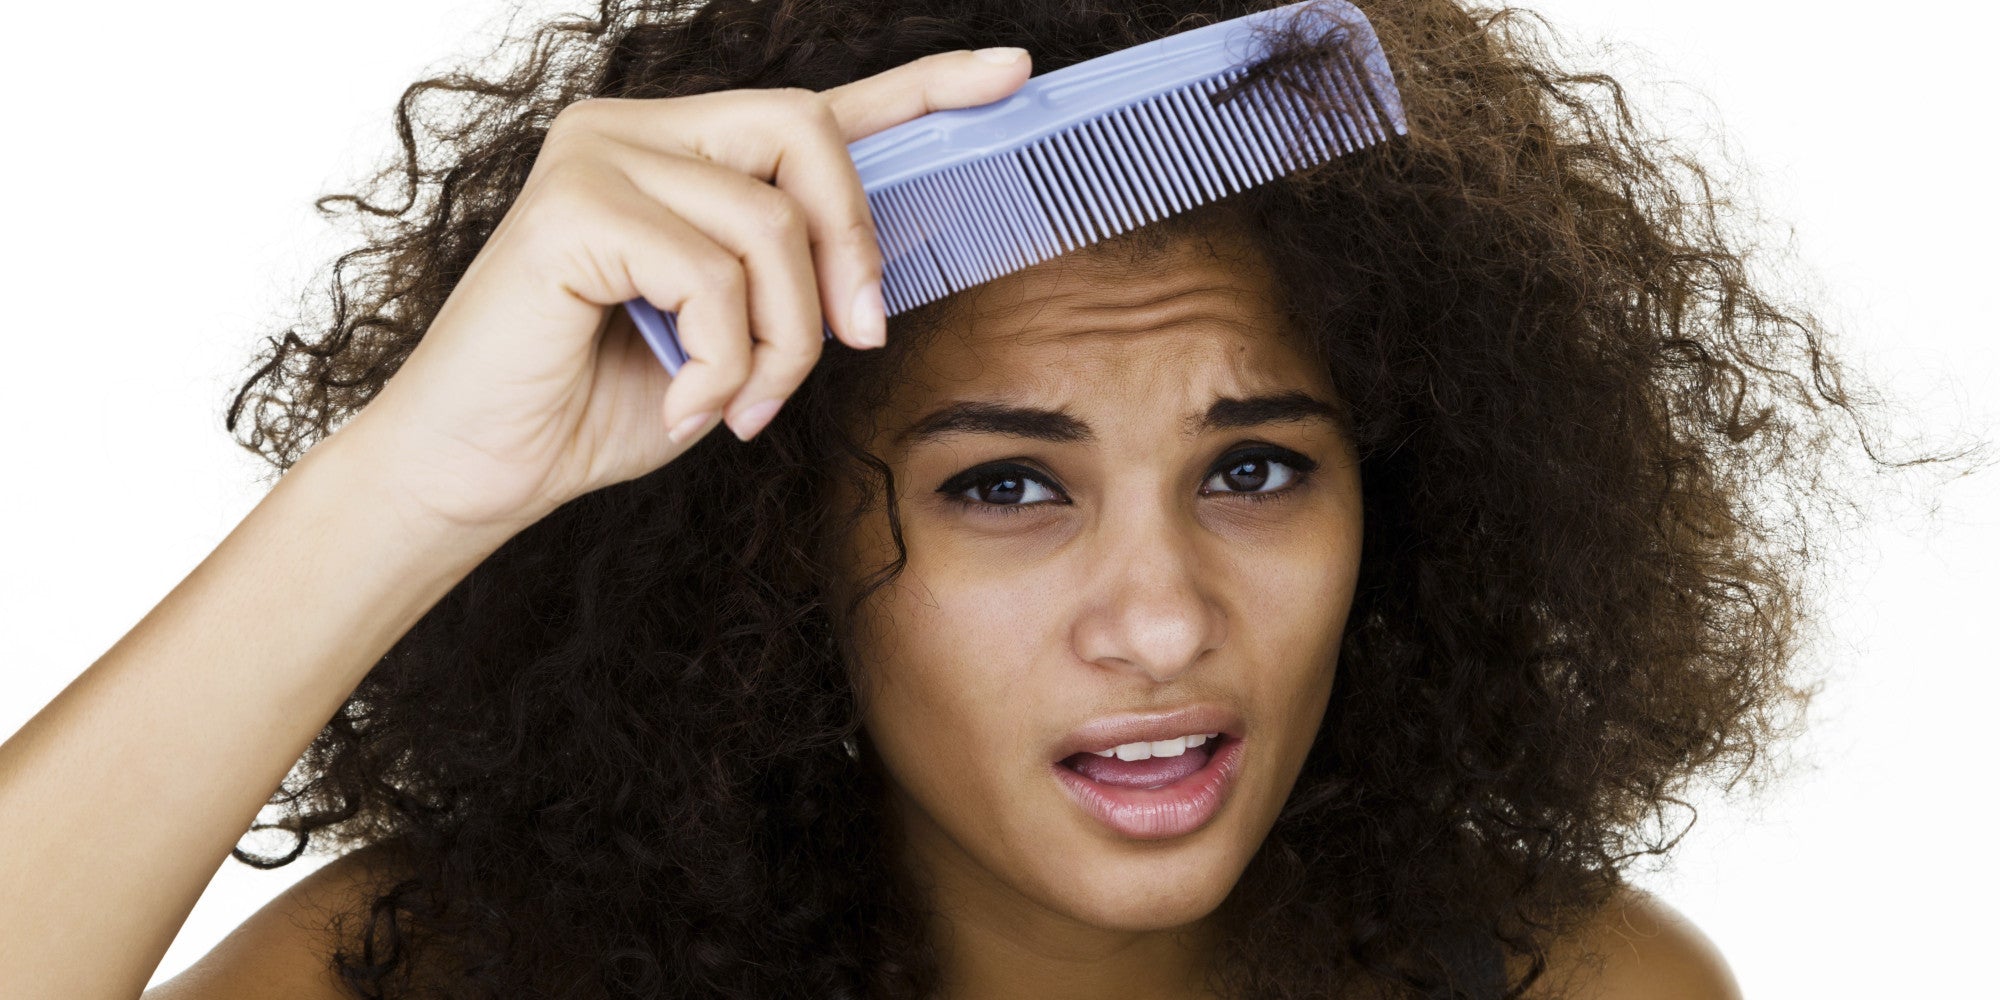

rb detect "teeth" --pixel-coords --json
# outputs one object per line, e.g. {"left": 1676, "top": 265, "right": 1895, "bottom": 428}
{"left": 1090, "top": 732, "right": 1224, "bottom": 760}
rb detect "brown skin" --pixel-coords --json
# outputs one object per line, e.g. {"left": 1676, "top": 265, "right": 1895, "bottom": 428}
{"left": 833, "top": 226, "right": 1363, "bottom": 1000}
{"left": 143, "top": 228, "right": 1743, "bottom": 1000}
{"left": 159, "top": 0, "right": 1936, "bottom": 992}
{"left": 145, "top": 847, "right": 1741, "bottom": 1000}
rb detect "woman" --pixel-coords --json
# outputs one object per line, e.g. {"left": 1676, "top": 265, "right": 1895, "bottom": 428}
{"left": 0, "top": 0, "right": 1915, "bottom": 997}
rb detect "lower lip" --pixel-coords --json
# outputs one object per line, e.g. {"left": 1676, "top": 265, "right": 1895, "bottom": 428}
{"left": 1050, "top": 736, "right": 1245, "bottom": 840}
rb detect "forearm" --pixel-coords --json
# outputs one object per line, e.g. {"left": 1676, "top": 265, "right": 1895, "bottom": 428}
{"left": 0, "top": 421, "right": 524, "bottom": 1000}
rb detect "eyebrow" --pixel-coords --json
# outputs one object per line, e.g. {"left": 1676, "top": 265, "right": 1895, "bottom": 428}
{"left": 894, "top": 389, "right": 1342, "bottom": 448}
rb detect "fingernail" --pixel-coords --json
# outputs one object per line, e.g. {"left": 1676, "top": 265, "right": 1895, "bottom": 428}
{"left": 729, "top": 398, "right": 782, "bottom": 441}
{"left": 974, "top": 46, "right": 1026, "bottom": 65}
{"left": 851, "top": 280, "right": 886, "bottom": 348}
{"left": 669, "top": 410, "right": 713, "bottom": 445}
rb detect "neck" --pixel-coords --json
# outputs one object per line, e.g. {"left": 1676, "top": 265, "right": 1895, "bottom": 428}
{"left": 931, "top": 900, "right": 1222, "bottom": 1000}
{"left": 885, "top": 787, "right": 1225, "bottom": 1000}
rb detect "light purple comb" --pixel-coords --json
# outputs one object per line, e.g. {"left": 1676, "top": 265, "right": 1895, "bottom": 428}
{"left": 622, "top": 0, "right": 1407, "bottom": 375}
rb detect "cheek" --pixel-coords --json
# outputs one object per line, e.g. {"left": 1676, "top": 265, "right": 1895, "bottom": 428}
{"left": 852, "top": 565, "right": 1042, "bottom": 801}
{"left": 868, "top": 520, "right": 1066, "bottom": 701}
{"left": 1241, "top": 514, "right": 1361, "bottom": 742}
{"left": 1278, "top": 546, "right": 1359, "bottom": 658}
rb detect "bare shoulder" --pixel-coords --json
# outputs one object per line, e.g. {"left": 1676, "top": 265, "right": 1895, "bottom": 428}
{"left": 143, "top": 841, "right": 413, "bottom": 1000}
{"left": 1513, "top": 886, "right": 1743, "bottom": 1000}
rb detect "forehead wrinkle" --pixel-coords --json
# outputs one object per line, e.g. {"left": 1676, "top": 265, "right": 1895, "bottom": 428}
{"left": 955, "top": 232, "right": 1271, "bottom": 344}
{"left": 985, "top": 279, "right": 1261, "bottom": 353}
{"left": 885, "top": 230, "right": 1317, "bottom": 453}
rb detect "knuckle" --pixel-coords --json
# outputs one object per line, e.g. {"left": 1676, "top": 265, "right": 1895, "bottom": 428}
{"left": 751, "top": 189, "right": 805, "bottom": 238}
{"left": 691, "top": 345, "right": 751, "bottom": 388}
{"left": 548, "top": 98, "right": 608, "bottom": 142}
{"left": 715, "top": 354, "right": 755, "bottom": 387}
{"left": 743, "top": 358, "right": 815, "bottom": 404}
{"left": 775, "top": 347, "right": 823, "bottom": 382}
{"left": 776, "top": 87, "right": 839, "bottom": 132}
{"left": 770, "top": 324, "right": 825, "bottom": 360}
{"left": 534, "top": 124, "right": 615, "bottom": 181}
{"left": 535, "top": 151, "right": 600, "bottom": 190}
{"left": 526, "top": 160, "right": 613, "bottom": 222}
{"left": 690, "top": 251, "right": 745, "bottom": 295}
{"left": 844, "top": 215, "right": 882, "bottom": 264}
{"left": 773, "top": 86, "right": 821, "bottom": 113}
{"left": 674, "top": 379, "right": 732, "bottom": 419}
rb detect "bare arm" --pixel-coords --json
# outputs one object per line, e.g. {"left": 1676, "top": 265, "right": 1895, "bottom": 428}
{"left": 139, "top": 841, "right": 411, "bottom": 1000}
{"left": 0, "top": 49, "right": 1024, "bottom": 1000}
{"left": 0, "top": 422, "right": 521, "bottom": 1000}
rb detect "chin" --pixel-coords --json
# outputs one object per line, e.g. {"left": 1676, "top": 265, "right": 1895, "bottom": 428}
{"left": 1026, "top": 794, "right": 1263, "bottom": 933}
{"left": 1046, "top": 856, "right": 1246, "bottom": 932}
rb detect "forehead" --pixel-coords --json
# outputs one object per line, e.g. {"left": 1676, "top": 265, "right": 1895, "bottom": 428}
{"left": 876, "top": 227, "right": 1330, "bottom": 444}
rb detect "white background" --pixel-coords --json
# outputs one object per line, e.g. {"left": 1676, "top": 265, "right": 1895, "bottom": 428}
{"left": 2, "top": 0, "right": 1993, "bottom": 994}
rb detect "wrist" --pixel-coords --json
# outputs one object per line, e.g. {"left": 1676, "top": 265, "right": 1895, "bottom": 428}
{"left": 294, "top": 416, "right": 544, "bottom": 563}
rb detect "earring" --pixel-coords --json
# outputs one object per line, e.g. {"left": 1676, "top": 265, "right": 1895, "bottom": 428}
{"left": 842, "top": 735, "right": 859, "bottom": 761}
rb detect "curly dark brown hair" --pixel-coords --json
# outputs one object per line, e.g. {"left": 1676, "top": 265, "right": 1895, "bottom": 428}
{"left": 219, "top": 0, "right": 1954, "bottom": 997}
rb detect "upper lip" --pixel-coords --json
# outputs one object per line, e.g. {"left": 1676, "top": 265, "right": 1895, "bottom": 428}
{"left": 1051, "top": 704, "right": 1245, "bottom": 762}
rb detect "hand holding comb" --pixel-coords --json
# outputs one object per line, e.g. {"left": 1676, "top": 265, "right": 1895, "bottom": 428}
{"left": 622, "top": 0, "right": 1408, "bottom": 375}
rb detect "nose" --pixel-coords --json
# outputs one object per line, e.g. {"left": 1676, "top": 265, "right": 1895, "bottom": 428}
{"left": 1068, "top": 497, "right": 1228, "bottom": 684}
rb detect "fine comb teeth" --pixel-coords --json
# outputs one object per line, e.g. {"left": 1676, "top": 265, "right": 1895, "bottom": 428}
{"left": 623, "top": 0, "right": 1408, "bottom": 375}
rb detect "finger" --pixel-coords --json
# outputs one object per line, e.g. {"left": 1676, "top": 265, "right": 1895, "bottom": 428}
{"left": 818, "top": 47, "right": 1033, "bottom": 143}
{"left": 569, "top": 48, "right": 1032, "bottom": 157}
{"left": 766, "top": 88, "right": 886, "bottom": 354}
{"left": 548, "top": 165, "right": 755, "bottom": 440}
{"left": 604, "top": 142, "right": 830, "bottom": 440}
{"left": 643, "top": 211, "right": 757, "bottom": 441}
{"left": 559, "top": 49, "right": 1033, "bottom": 353}
{"left": 809, "top": 49, "right": 1033, "bottom": 346}
{"left": 559, "top": 90, "right": 885, "bottom": 354}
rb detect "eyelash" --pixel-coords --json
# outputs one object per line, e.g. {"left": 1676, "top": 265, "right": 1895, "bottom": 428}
{"left": 936, "top": 446, "right": 1320, "bottom": 517}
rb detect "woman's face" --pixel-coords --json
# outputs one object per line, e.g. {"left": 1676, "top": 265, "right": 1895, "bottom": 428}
{"left": 838, "top": 224, "right": 1364, "bottom": 941}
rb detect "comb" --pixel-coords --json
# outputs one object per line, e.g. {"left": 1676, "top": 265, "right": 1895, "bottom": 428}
{"left": 621, "top": 0, "right": 1407, "bottom": 375}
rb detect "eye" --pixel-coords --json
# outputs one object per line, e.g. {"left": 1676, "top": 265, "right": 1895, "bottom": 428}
{"left": 1204, "top": 448, "right": 1314, "bottom": 500}
{"left": 936, "top": 446, "right": 1319, "bottom": 517}
{"left": 939, "top": 463, "right": 1064, "bottom": 513}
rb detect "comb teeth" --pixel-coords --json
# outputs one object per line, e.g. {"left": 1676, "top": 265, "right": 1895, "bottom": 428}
{"left": 883, "top": 63, "right": 1375, "bottom": 312}
{"left": 623, "top": 0, "right": 1408, "bottom": 376}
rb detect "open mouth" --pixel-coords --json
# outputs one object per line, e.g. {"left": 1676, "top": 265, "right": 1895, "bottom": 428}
{"left": 1057, "top": 734, "right": 1228, "bottom": 790}
{"left": 1051, "top": 733, "right": 1245, "bottom": 840}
